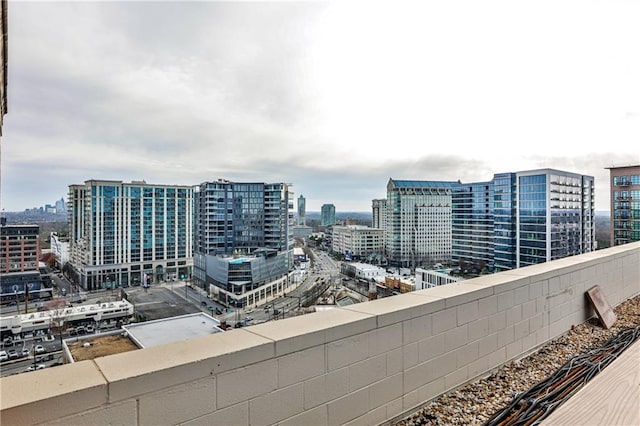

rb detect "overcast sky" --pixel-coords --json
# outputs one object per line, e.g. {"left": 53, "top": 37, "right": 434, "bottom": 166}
{"left": 1, "top": 1, "right": 638, "bottom": 212}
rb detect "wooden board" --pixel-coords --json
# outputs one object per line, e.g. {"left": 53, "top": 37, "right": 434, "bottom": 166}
{"left": 542, "top": 340, "right": 640, "bottom": 425}
{"left": 586, "top": 285, "right": 617, "bottom": 329}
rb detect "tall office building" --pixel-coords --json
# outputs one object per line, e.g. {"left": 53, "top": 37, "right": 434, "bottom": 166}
{"left": 193, "top": 180, "right": 294, "bottom": 308}
{"left": 320, "top": 204, "right": 336, "bottom": 227}
{"left": 451, "top": 169, "right": 595, "bottom": 272}
{"left": 297, "top": 195, "right": 306, "bottom": 226}
{"left": 607, "top": 165, "right": 640, "bottom": 246}
{"left": 386, "top": 179, "right": 458, "bottom": 268}
{"left": 452, "top": 181, "right": 494, "bottom": 272}
{"left": 68, "top": 180, "right": 193, "bottom": 290}
{"left": 371, "top": 199, "right": 387, "bottom": 230}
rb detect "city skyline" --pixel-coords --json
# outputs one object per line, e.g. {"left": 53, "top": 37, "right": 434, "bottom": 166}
{"left": 2, "top": 1, "right": 639, "bottom": 212}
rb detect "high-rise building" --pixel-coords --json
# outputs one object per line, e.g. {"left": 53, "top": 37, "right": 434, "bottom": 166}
{"left": 193, "top": 180, "right": 295, "bottom": 308}
{"left": 385, "top": 179, "right": 458, "bottom": 268}
{"left": 452, "top": 181, "right": 494, "bottom": 272}
{"left": 68, "top": 180, "right": 193, "bottom": 290}
{"left": 371, "top": 199, "right": 387, "bottom": 230}
{"left": 297, "top": 195, "right": 306, "bottom": 226}
{"left": 320, "top": 204, "right": 336, "bottom": 227}
{"left": 607, "top": 165, "right": 640, "bottom": 246}
{"left": 451, "top": 169, "right": 595, "bottom": 272}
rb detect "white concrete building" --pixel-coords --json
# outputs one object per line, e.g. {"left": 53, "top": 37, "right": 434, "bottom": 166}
{"left": 415, "top": 267, "right": 464, "bottom": 289}
{"left": 340, "top": 262, "right": 386, "bottom": 280}
{"left": 331, "top": 225, "right": 383, "bottom": 261}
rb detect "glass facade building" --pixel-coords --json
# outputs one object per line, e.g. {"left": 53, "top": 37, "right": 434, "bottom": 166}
{"left": 68, "top": 180, "right": 193, "bottom": 290}
{"left": 449, "top": 169, "right": 595, "bottom": 272}
{"left": 320, "top": 204, "right": 336, "bottom": 227}
{"left": 452, "top": 181, "right": 494, "bottom": 272}
{"left": 608, "top": 165, "right": 640, "bottom": 246}
{"left": 193, "top": 180, "right": 294, "bottom": 307}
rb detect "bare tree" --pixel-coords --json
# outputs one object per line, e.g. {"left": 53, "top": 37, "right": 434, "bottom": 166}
{"left": 46, "top": 298, "right": 70, "bottom": 347}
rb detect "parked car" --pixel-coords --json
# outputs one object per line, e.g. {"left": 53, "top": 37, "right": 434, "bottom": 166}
{"left": 200, "top": 301, "right": 207, "bottom": 306}
{"left": 215, "top": 308, "right": 223, "bottom": 315}
{"left": 26, "top": 364, "right": 46, "bottom": 371}
{"left": 3, "top": 337, "right": 13, "bottom": 347}
{"left": 85, "top": 325, "right": 95, "bottom": 333}
{"left": 7, "top": 349, "right": 19, "bottom": 359}
{"left": 0, "top": 351, "right": 7, "bottom": 361}
{"left": 21, "top": 347, "right": 30, "bottom": 357}
{"left": 34, "top": 345, "right": 46, "bottom": 354}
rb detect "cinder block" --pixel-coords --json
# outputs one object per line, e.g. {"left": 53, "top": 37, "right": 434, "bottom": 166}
{"left": 478, "top": 295, "right": 498, "bottom": 317}
{"left": 513, "top": 285, "right": 529, "bottom": 305}
{"left": 368, "top": 373, "right": 403, "bottom": 409}
{"left": 497, "top": 325, "right": 514, "bottom": 348}
{"left": 444, "top": 367, "right": 468, "bottom": 390}
{"left": 403, "top": 389, "right": 419, "bottom": 411}
{"left": 349, "top": 354, "right": 386, "bottom": 391}
{"left": 488, "top": 311, "right": 506, "bottom": 334}
{"left": 343, "top": 404, "right": 387, "bottom": 426}
{"left": 278, "top": 345, "right": 325, "bottom": 388}
{"left": 387, "top": 347, "right": 403, "bottom": 376}
{"left": 529, "top": 280, "right": 545, "bottom": 300}
{"left": 444, "top": 325, "right": 468, "bottom": 352}
{"left": 217, "top": 359, "right": 277, "bottom": 409}
{"left": 327, "top": 332, "right": 370, "bottom": 371}
{"left": 506, "top": 305, "right": 522, "bottom": 324}
{"left": 468, "top": 353, "right": 491, "bottom": 378}
{"left": 248, "top": 383, "right": 304, "bottom": 426}
{"left": 416, "top": 377, "right": 445, "bottom": 407}
{"left": 139, "top": 377, "right": 216, "bottom": 425}
{"left": 506, "top": 339, "right": 523, "bottom": 360}
{"left": 514, "top": 319, "right": 529, "bottom": 341}
{"left": 418, "top": 332, "right": 445, "bottom": 362}
{"left": 497, "top": 290, "right": 514, "bottom": 312}
{"left": 431, "top": 307, "right": 457, "bottom": 334}
{"left": 303, "top": 367, "right": 349, "bottom": 410}
{"left": 468, "top": 317, "right": 489, "bottom": 342}
{"left": 529, "top": 312, "right": 543, "bottom": 333}
{"left": 522, "top": 300, "right": 536, "bottom": 319}
{"left": 370, "top": 323, "right": 403, "bottom": 356}
{"left": 44, "top": 400, "right": 136, "bottom": 426}
{"left": 478, "top": 333, "right": 498, "bottom": 358}
{"left": 279, "top": 404, "right": 327, "bottom": 426}
{"left": 403, "top": 314, "right": 432, "bottom": 344}
{"left": 327, "top": 387, "right": 369, "bottom": 425}
{"left": 404, "top": 342, "right": 418, "bottom": 369}
{"left": 457, "top": 300, "right": 479, "bottom": 325}
{"left": 455, "top": 341, "right": 479, "bottom": 368}
{"left": 181, "top": 402, "right": 248, "bottom": 426}
{"left": 386, "top": 397, "right": 404, "bottom": 420}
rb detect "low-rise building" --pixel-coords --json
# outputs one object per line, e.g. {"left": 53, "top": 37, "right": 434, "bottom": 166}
{"left": 331, "top": 225, "right": 383, "bottom": 261}
{"left": 415, "top": 267, "right": 464, "bottom": 289}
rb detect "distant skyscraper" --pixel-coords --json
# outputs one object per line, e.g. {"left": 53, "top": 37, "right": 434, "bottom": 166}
{"left": 298, "top": 195, "right": 306, "bottom": 226}
{"left": 320, "top": 204, "right": 336, "bottom": 226}
{"left": 55, "top": 197, "right": 66, "bottom": 213}
{"left": 371, "top": 199, "right": 387, "bottom": 230}
{"left": 607, "top": 165, "right": 640, "bottom": 246}
{"left": 68, "top": 180, "right": 193, "bottom": 290}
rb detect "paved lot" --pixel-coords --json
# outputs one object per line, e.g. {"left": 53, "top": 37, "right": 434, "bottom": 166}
{"left": 123, "top": 286, "right": 200, "bottom": 321}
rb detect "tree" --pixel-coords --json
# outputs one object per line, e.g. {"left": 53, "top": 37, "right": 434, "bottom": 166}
{"left": 46, "top": 298, "right": 70, "bottom": 347}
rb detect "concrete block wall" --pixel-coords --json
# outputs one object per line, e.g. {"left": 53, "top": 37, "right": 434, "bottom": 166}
{"left": 1, "top": 243, "right": 638, "bottom": 425}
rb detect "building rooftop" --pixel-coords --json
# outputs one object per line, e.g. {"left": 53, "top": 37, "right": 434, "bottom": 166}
{"left": 122, "top": 312, "right": 222, "bottom": 348}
